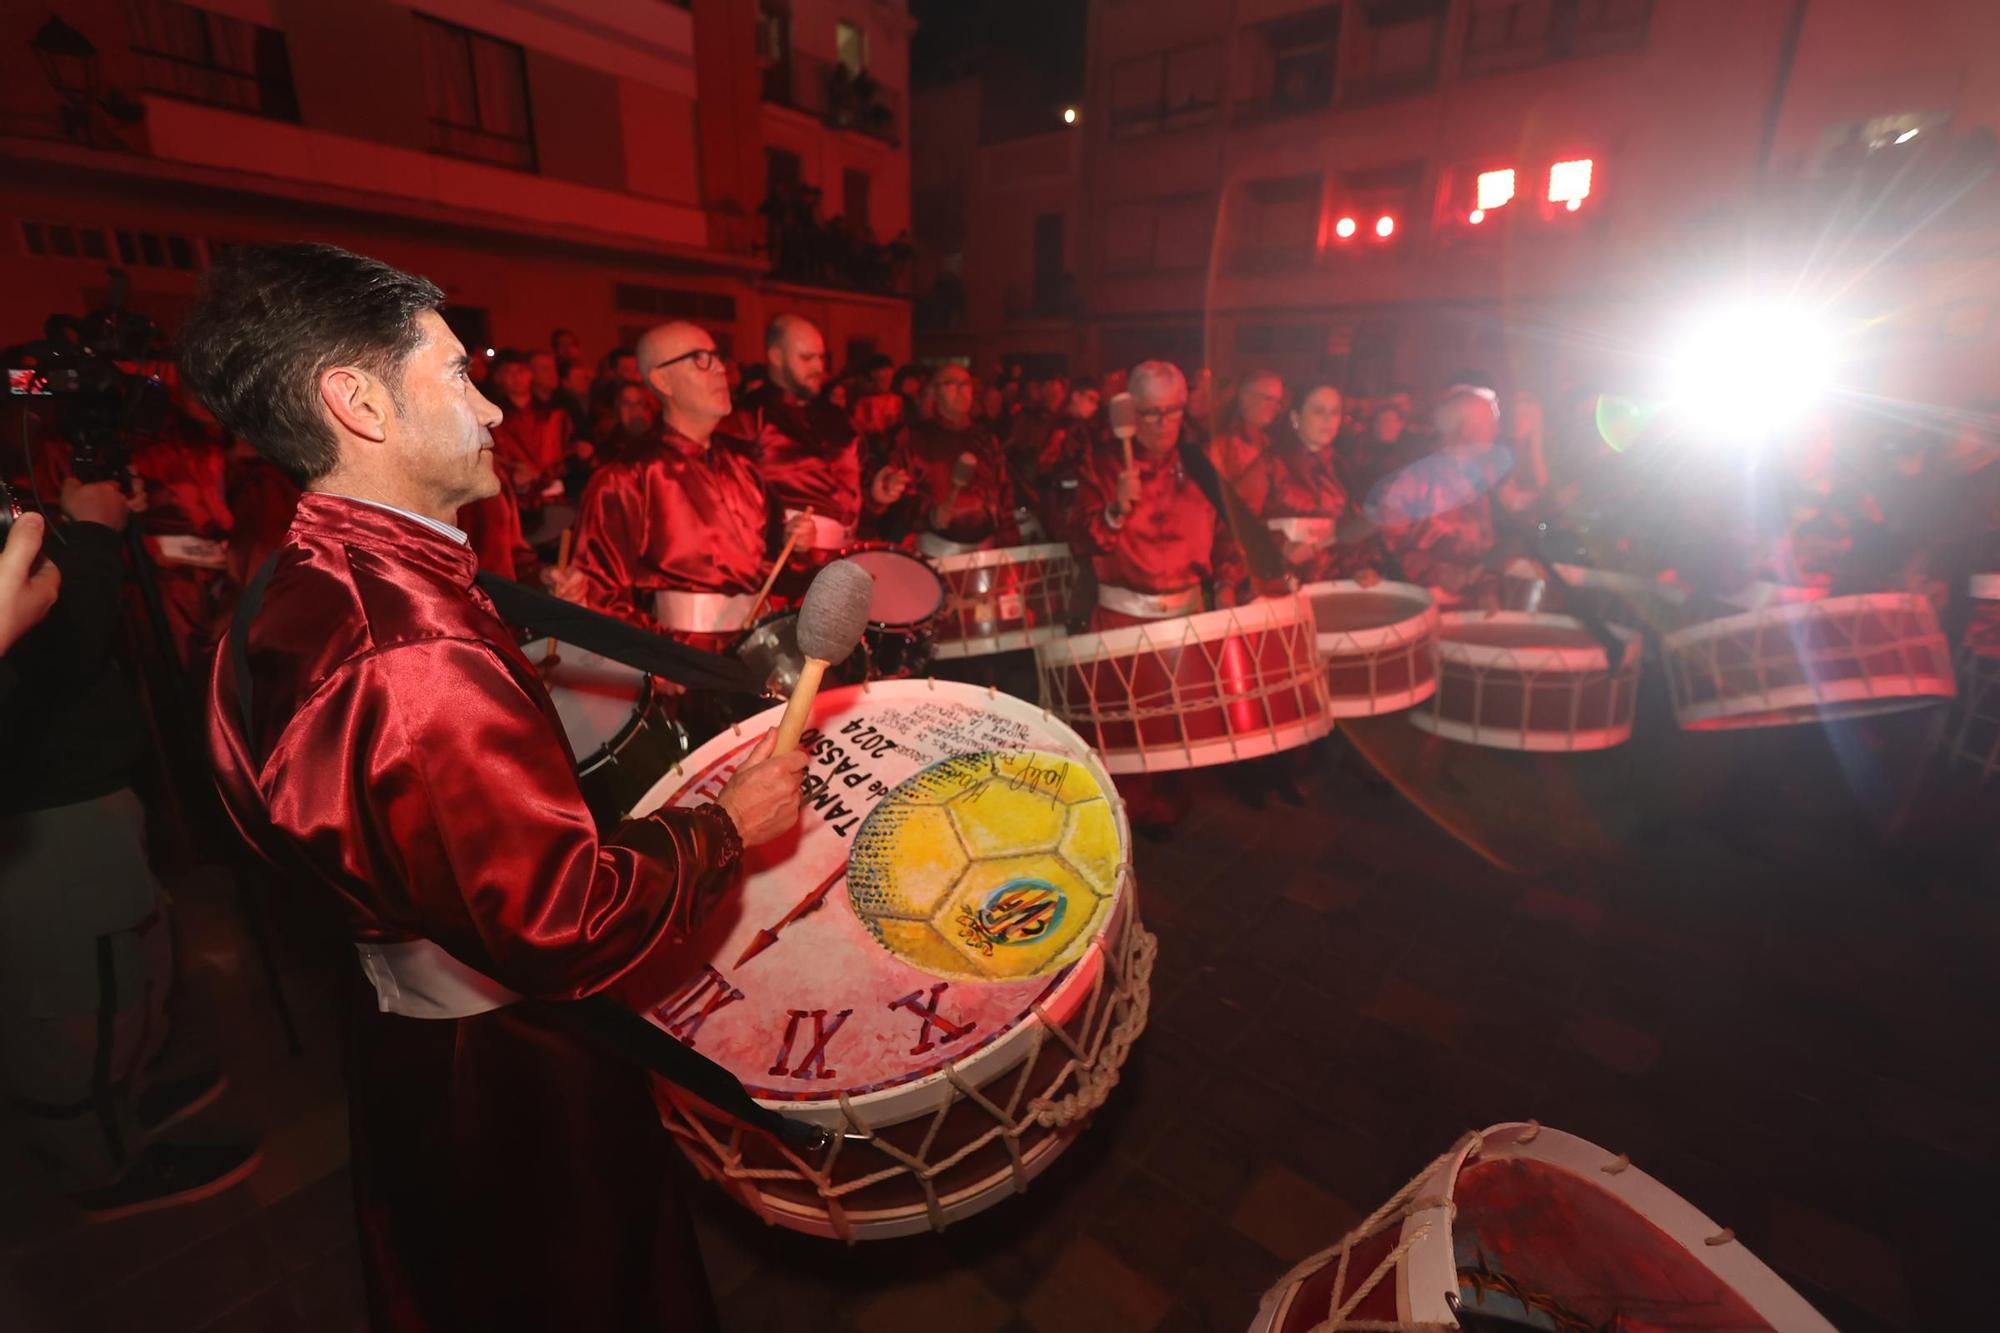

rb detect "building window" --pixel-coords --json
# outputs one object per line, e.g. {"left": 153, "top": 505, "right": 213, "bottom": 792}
{"left": 836, "top": 20, "right": 867, "bottom": 75}
{"left": 1229, "top": 173, "right": 1322, "bottom": 272}
{"left": 1238, "top": 6, "right": 1339, "bottom": 120}
{"left": 1462, "top": 0, "right": 1651, "bottom": 73}
{"left": 22, "top": 220, "right": 113, "bottom": 262}
{"left": 843, "top": 168, "right": 871, "bottom": 232}
{"left": 127, "top": 0, "right": 299, "bottom": 120}
{"left": 1109, "top": 41, "right": 1222, "bottom": 139}
{"left": 416, "top": 16, "right": 537, "bottom": 172}
{"left": 1351, "top": 0, "right": 1445, "bottom": 101}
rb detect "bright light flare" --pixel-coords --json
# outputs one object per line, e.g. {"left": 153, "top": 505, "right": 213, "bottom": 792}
{"left": 1548, "top": 158, "right": 1593, "bottom": 206}
{"left": 1475, "top": 168, "right": 1515, "bottom": 211}
{"left": 1665, "top": 304, "right": 1836, "bottom": 438}
{"left": 1894, "top": 126, "right": 1918, "bottom": 144}
{"left": 1062, "top": 106, "right": 1079, "bottom": 125}
{"left": 1334, "top": 216, "right": 1357, "bottom": 239}
{"left": 1468, "top": 209, "right": 1486, "bottom": 225}
{"left": 1374, "top": 214, "right": 1396, "bottom": 238}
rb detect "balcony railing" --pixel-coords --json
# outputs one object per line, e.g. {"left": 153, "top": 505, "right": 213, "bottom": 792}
{"left": 762, "top": 51, "right": 901, "bottom": 145}
{"left": 134, "top": 46, "right": 298, "bottom": 121}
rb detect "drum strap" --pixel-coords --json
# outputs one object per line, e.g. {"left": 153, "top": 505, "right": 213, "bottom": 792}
{"left": 227, "top": 556, "right": 832, "bottom": 1153}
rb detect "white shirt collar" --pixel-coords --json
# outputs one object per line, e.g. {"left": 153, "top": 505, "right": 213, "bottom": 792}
{"left": 328, "top": 493, "right": 469, "bottom": 546}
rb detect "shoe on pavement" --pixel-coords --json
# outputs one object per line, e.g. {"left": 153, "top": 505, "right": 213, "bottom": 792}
{"left": 72, "top": 1141, "right": 262, "bottom": 1223}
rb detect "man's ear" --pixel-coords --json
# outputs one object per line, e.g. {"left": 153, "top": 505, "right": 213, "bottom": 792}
{"left": 320, "top": 365, "right": 391, "bottom": 444}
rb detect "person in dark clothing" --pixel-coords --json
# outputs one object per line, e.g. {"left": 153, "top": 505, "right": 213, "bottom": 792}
{"left": 0, "top": 476, "right": 259, "bottom": 1219}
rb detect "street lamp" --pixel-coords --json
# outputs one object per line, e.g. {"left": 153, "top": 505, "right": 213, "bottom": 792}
{"left": 32, "top": 16, "right": 102, "bottom": 144}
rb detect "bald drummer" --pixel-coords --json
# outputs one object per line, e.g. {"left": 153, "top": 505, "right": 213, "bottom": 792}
{"left": 554, "top": 321, "right": 811, "bottom": 651}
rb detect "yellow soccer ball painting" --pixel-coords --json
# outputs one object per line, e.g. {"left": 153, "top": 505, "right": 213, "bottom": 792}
{"left": 847, "top": 751, "right": 1121, "bottom": 983}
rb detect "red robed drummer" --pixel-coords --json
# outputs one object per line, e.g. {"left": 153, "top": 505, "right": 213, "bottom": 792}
{"left": 552, "top": 320, "right": 813, "bottom": 652}
{"left": 1075, "top": 360, "right": 1242, "bottom": 629}
{"left": 184, "top": 243, "right": 807, "bottom": 1333}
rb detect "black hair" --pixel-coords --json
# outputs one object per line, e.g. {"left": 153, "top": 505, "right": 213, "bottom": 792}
{"left": 179, "top": 243, "right": 443, "bottom": 486}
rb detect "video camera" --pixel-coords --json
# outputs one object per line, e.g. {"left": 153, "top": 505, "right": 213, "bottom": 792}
{"left": 5, "top": 270, "right": 171, "bottom": 485}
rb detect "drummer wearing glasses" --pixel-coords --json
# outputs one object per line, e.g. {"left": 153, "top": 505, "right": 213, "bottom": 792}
{"left": 1076, "top": 360, "right": 1241, "bottom": 630}
{"left": 553, "top": 322, "right": 813, "bottom": 650}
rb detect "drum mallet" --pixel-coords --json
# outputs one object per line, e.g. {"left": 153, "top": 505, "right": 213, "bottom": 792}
{"left": 541, "top": 528, "right": 573, "bottom": 667}
{"left": 743, "top": 505, "right": 813, "bottom": 630}
{"left": 1109, "top": 392, "right": 1138, "bottom": 473}
{"left": 772, "top": 558, "right": 875, "bottom": 755}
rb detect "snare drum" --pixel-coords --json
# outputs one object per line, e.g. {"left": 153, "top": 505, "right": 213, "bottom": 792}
{"left": 521, "top": 639, "right": 689, "bottom": 826}
{"left": 932, "top": 543, "right": 1078, "bottom": 659}
{"left": 838, "top": 543, "right": 947, "bottom": 680}
{"left": 629, "top": 680, "right": 1154, "bottom": 1241}
{"left": 1661, "top": 592, "right": 1955, "bottom": 731}
{"left": 1301, "top": 581, "right": 1437, "bottom": 717}
{"left": 1413, "top": 611, "right": 1642, "bottom": 751}
{"left": 1251, "top": 1122, "right": 1834, "bottom": 1333}
{"left": 1036, "top": 593, "right": 1333, "bottom": 773}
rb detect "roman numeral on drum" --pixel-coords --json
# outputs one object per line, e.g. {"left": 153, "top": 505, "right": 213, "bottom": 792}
{"left": 767, "top": 1008, "right": 854, "bottom": 1079}
{"left": 656, "top": 966, "right": 744, "bottom": 1046}
{"left": 888, "top": 983, "right": 978, "bottom": 1055}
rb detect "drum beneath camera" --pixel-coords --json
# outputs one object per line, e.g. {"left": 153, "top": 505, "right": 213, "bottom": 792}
{"left": 1412, "top": 612, "right": 1642, "bottom": 752}
{"left": 1661, "top": 592, "right": 1954, "bottom": 731}
{"left": 837, "top": 543, "right": 946, "bottom": 680}
{"left": 521, "top": 639, "right": 689, "bottom": 826}
{"left": 629, "top": 680, "right": 1153, "bottom": 1241}
{"left": 932, "top": 543, "right": 1078, "bottom": 659}
{"left": 1302, "top": 581, "right": 1437, "bottom": 718}
{"left": 1036, "top": 593, "right": 1333, "bottom": 773}
{"left": 1251, "top": 1121, "right": 1834, "bottom": 1333}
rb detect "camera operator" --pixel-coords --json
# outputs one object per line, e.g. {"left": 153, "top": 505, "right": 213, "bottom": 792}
{"left": 0, "top": 476, "right": 259, "bottom": 1219}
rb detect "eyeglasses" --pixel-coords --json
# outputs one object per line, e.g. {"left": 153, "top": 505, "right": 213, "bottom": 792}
{"left": 652, "top": 347, "right": 723, "bottom": 373}
{"left": 1136, "top": 405, "right": 1187, "bottom": 424}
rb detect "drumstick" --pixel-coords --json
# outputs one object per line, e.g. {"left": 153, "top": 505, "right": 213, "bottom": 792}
{"left": 736, "top": 864, "right": 847, "bottom": 967}
{"left": 541, "top": 529, "right": 574, "bottom": 667}
{"left": 772, "top": 560, "right": 874, "bottom": 755}
{"left": 744, "top": 505, "right": 813, "bottom": 630}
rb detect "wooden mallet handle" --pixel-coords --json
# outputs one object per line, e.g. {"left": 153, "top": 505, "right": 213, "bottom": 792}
{"left": 771, "top": 657, "right": 827, "bottom": 755}
{"left": 541, "top": 529, "right": 574, "bottom": 663}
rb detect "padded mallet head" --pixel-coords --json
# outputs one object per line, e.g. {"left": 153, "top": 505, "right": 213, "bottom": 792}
{"left": 795, "top": 558, "right": 874, "bottom": 664}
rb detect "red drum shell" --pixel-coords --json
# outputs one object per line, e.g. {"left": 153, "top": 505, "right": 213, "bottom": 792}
{"left": 1413, "top": 612, "right": 1642, "bottom": 752}
{"left": 1302, "top": 580, "right": 1438, "bottom": 718}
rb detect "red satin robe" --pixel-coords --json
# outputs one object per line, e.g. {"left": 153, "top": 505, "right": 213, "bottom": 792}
{"left": 567, "top": 428, "right": 774, "bottom": 644}
{"left": 1209, "top": 424, "right": 1272, "bottom": 516}
{"left": 889, "top": 420, "right": 1020, "bottom": 548}
{"left": 1369, "top": 449, "right": 1504, "bottom": 599}
{"left": 456, "top": 478, "right": 540, "bottom": 584}
{"left": 490, "top": 397, "right": 573, "bottom": 489}
{"left": 208, "top": 493, "right": 733, "bottom": 1333}
{"left": 727, "top": 383, "right": 864, "bottom": 534}
{"left": 1258, "top": 443, "right": 1352, "bottom": 583}
{"left": 1075, "top": 441, "right": 1238, "bottom": 625}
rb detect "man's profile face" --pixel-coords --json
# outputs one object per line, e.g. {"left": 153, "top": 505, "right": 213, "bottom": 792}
{"left": 1133, "top": 376, "right": 1187, "bottom": 456}
{"left": 1239, "top": 374, "right": 1285, "bottom": 431}
{"left": 388, "top": 310, "right": 502, "bottom": 511}
{"left": 615, "top": 385, "right": 653, "bottom": 435}
{"left": 770, "top": 323, "right": 828, "bottom": 398}
{"left": 651, "top": 329, "right": 732, "bottom": 423}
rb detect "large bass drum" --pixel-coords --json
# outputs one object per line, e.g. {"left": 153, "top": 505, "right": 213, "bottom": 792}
{"left": 628, "top": 679, "right": 1155, "bottom": 1241}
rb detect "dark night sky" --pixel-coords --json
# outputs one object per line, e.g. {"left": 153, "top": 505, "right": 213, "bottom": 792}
{"left": 911, "top": 0, "right": 1086, "bottom": 137}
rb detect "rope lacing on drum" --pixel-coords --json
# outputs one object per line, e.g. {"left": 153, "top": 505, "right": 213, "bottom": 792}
{"left": 660, "top": 896, "right": 1158, "bottom": 1242}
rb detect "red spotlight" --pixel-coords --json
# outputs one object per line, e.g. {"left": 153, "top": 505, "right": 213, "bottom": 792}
{"left": 1334, "top": 216, "right": 1358, "bottom": 240}
{"left": 1468, "top": 208, "right": 1486, "bottom": 225}
{"left": 1374, "top": 214, "right": 1396, "bottom": 239}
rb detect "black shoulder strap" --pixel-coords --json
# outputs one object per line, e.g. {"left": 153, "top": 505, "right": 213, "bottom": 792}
{"left": 473, "top": 571, "right": 760, "bottom": 695}
{"left": 228, "top": 554, "right": 823, "bottom": 1150}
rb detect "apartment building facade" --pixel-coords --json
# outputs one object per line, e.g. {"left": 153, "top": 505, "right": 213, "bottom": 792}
{"left": 4, "top": 0, "right": 912, "bottom": 370}
{"left": 916, "top": 0, "right": 2000, "bottom": 406}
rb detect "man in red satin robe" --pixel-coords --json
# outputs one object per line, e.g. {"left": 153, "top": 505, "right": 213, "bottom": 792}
{"left": 180, "top": 244, "right": 807, "bottom": 1333}
{"left": 554, "top": 321, "right": 812, "bottom": 652}
{"left": 729, "top": 314, "right": 904, "bottom": 555}
{"left": 887, "top": 365, "right": 1020, "bottom": 557}
{"left": 1075, "top": 361, "right": 1241, "bottom": 629}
